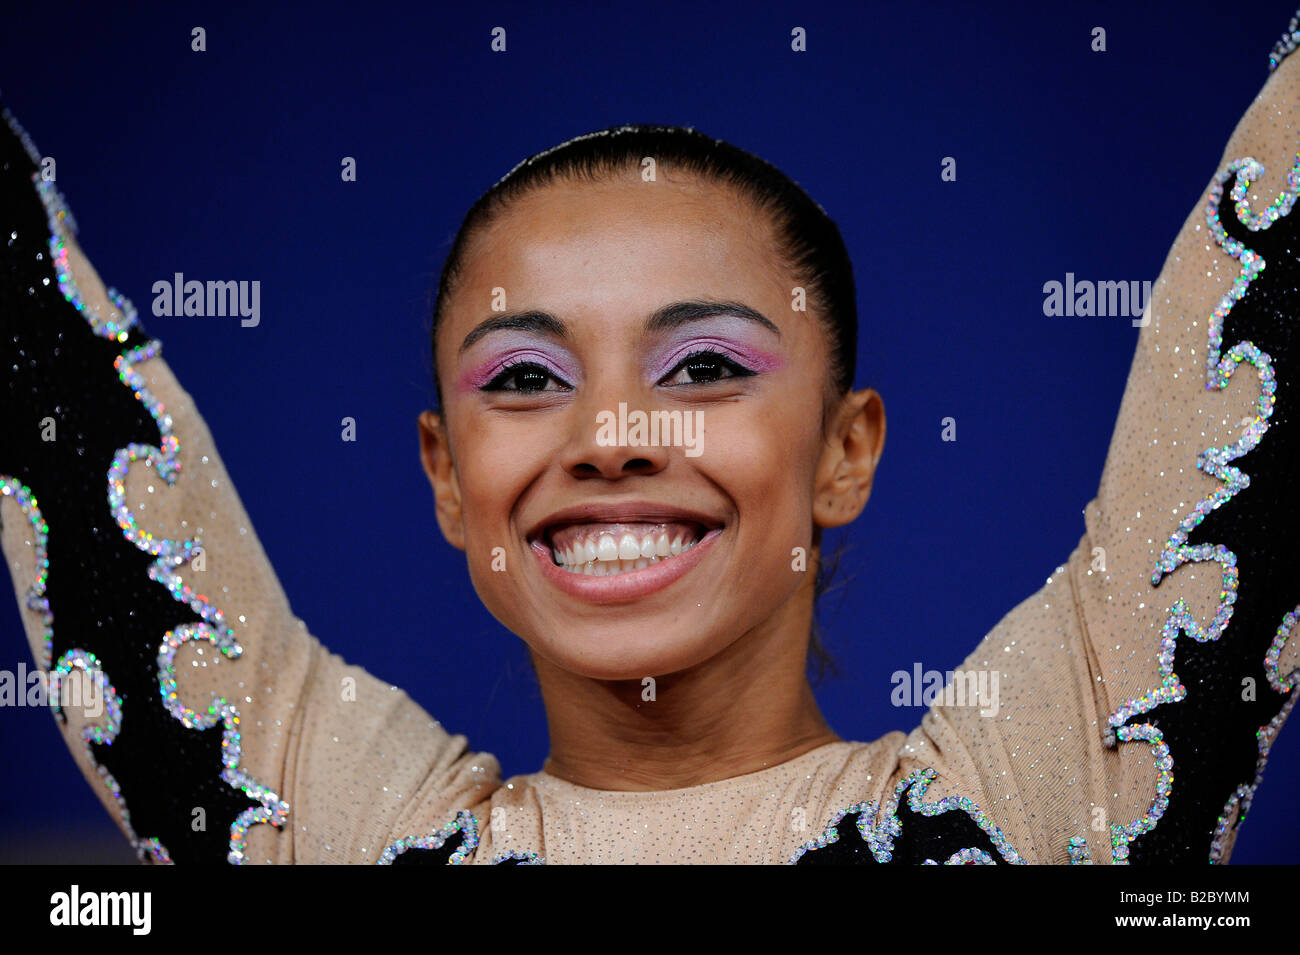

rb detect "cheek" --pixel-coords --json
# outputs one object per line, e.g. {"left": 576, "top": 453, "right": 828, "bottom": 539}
{"left": 450, "top": 415, "right": 552, "bottom": 538}
{"left": 452, "top": 419, "right": 548, "bottom": 608}
{"left": 694, "top": 416, "right": 820, "bottom": 616}
{"left": 700, "top": 389, "right": 825, "bottom": 523}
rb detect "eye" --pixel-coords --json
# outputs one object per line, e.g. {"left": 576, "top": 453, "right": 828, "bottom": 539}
{"left": 482, "top": 360, "right": 571, "bottom": 393}
{"left": 659, "top": 349, "right": 756, "bottom": 386}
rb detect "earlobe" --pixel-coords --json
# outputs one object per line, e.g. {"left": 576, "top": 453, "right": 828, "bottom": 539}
{"left": 417, "top": 410, "right": 466, "bottom": 550}
{"left": 812, "top": 388, "right": 886, "bottom": 529}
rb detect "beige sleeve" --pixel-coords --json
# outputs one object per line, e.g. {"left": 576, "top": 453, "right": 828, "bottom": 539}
{"left": 879, "top": 50, "right": 1300, "bottom": 864}
{"left": 1, "top": 193, "right": 497, "bottom": 864}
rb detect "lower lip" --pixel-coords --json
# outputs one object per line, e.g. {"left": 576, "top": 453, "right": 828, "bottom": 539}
{"left": 530, "top": 528, "right": 723, "bottom": 605}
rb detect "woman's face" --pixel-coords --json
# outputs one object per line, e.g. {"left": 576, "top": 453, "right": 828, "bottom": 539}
{"left": 423, "top": 169, "right": 882, "bottom": 680}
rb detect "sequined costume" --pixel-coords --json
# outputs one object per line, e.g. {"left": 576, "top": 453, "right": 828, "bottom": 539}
{"left": 4, "top": 19, "right": 1300, "bottom": 866}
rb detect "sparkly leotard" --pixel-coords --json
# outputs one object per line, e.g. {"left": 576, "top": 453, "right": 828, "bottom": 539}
{"left": 4, "top": 17, "right": 1300, "bottom": 865}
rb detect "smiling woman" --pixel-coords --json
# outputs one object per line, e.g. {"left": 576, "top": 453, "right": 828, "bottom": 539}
{"left": 3, "top": 11, "right": 1300, "bottom": 865}
{"left": 415, "top": 128, "right": 883, "bottom": 790}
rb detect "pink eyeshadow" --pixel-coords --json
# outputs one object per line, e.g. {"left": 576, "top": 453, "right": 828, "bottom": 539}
{"left": 650, "top": 336, "right": 786, "bottom": 380}
{"left": 455, "top": 345, "right": 577, "bottom": 393}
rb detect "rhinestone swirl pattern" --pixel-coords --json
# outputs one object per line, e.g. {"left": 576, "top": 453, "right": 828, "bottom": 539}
{"left": 0, "top": 477, "right": 52, "bottom": 669}
{"left": 378, "top": 811, "right": 480, "bottom": 865}
{"left": 1269, "top": 7, "right": 1300, "bottom": 71}
{"left": 1097, "top": 154, "right": 1298, "bottom": 865}
{"left": 3, "top": 107, "right": 289, "bottom": 865}
{"left": 789, "top": 768, "right": 1024, "bottom": 865}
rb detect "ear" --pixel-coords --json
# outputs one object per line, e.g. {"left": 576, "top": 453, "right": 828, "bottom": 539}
{"left": 418, "top": 410, "right": 466, "bottom": 551}
{"left": 812, "top": 387, "right": 886, "bottom": 529}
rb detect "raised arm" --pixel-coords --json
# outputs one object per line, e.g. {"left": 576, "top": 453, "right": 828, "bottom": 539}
{"left": 939, "top": 35, "right": 1299, "bottom": 865}
{"left": 1069, "top": 54, "right": 1300, "bottom": 864}
{"left": 0, "top": 107, "right": 496, "bottom": 863}
{"left": 795, "top": 23, "right": 1300, "bottom": 866}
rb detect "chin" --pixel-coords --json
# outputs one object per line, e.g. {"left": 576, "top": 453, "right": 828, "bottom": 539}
{"left": 525, "top": 621, "right": 729, "bottom": 682}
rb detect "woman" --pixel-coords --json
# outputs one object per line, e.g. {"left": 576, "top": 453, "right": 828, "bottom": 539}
{"left": 2, "top": 13, "right": 1298, "bottom": 863}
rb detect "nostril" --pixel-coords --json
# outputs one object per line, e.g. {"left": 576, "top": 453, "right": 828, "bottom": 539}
{"left": 568, "top": 457, "right": 661, "bottom": 479}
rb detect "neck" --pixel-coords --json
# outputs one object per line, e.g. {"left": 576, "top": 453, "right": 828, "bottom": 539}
{"left": 533, "top": 599, "right": 840, "bottom": 791}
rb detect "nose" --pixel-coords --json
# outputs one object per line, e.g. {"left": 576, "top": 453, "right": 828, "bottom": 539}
{"left": 560, "top": 386, "right": 671, "bottom": 480}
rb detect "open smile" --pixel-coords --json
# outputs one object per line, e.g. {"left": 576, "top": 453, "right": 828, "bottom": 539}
{"left": 545, "top": 521, "right": 707, "bottom": 575}
{"left": 525, "top": 506, "right": 725, "bottom": 603}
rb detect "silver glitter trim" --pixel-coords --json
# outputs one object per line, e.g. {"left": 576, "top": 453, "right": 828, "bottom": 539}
{"left": 1095, "top": 154, "right": 1295, "bottom": 864}
{"left": 4, "top": 108, "right": 289, "bottom": 863}
{"left": 1208, "top": 606, "right": 1300, "bottom": 862}
{"left": 1269, "top": 7, "right": 1300, "bottom": 71}
{"left": 0, "top": 478, "right": 53, "bottom": 669}
{"left": 923, "top": 847, "right": 997, "bottom": 865}
{"left": 1066, "top": 836, "right": 1092, "bottom": 864}
{"left": 378, "top": 810, "right": 479, "bottom": 864}
{"left": 788, "top": 768, "right": 1024, "bottom": 865}
{"left": 490, "top": 850, "right": 547, "bottom": 865}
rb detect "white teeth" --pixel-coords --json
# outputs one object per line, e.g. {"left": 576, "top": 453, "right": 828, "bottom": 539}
{"left": 549, "top": 524, "right": 713, "bottom": 574}
{"left": 557, "top": 548, "right": 702, "bottom": 575}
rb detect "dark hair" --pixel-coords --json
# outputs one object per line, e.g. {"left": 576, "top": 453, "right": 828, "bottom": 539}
{"left": 429, "top": 124, "right": 859, "bottom": 678}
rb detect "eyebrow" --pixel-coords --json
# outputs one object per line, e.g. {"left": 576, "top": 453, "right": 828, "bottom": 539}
{"left": 458, "top": 299, "right": 780, "bottom": 354}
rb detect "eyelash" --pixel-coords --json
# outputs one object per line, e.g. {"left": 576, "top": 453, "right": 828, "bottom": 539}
{"left": 478, "top": 349, "right": 756, "bottom": 393}
{"left": 658, "top": 349, "right": 756, "bottom": 386}
{"left": 481, "top": 359, "right": 572, "bottom": 393}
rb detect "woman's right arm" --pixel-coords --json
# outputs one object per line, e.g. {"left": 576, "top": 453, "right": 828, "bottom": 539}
{"left": 0, "top": 107, "right": 497, "bottom": 863}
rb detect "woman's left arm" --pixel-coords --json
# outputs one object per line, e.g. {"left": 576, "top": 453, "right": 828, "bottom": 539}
{"left": 905, "top": 29, "right": 1300, "bottom": 865}
{"left": 800, "top": 18, "right": 1300, "bottom": 869}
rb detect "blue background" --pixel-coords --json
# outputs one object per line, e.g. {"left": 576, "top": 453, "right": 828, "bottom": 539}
{"left": 2, "top": 0, "right": 1297, "bottom": 863}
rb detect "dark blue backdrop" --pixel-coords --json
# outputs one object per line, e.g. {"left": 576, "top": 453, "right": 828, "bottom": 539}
{"left": 2, "top": 0, "right": 1296, "bottom": 863}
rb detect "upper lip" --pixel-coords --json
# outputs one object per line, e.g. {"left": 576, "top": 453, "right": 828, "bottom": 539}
{"left": 525, "top": 501, "right": 725, "bottom": 544}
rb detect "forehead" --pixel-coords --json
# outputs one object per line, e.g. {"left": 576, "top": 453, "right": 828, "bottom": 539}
{"left": 449, "top": 171, "right": 792, "bottom": 319}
